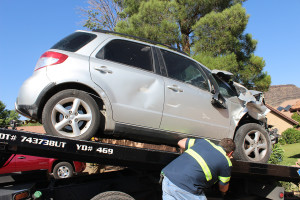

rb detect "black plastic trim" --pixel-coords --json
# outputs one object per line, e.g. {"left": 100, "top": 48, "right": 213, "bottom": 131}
{"left": 113, "top": 123, "right": 218, "bottom": 146}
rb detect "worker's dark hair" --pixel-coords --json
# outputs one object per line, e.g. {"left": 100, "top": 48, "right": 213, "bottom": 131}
{"left": 219, "top": 138, "right": 236, "bottom": 153}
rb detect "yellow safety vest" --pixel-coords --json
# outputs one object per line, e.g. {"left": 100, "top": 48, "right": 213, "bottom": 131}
{"left": 185, "top": 138, "right": 232, "bottom": 183}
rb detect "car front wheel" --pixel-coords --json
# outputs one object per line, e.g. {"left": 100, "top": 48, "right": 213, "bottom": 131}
{"left": 53, "top": 162, "right": 74, "bottom": 179}
{"left": 233, "top": 123, "right": 271, "bottom": 163}
{"left": 42, "top": 89, "right": 101, "bottom": 140}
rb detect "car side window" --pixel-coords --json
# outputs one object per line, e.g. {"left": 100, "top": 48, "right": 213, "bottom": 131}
{"left": 96, "top": 39, "right": 153, "bottom": 72}
{"left": 161, "top": 49, "right": 209, "bottom": 90}
{"left": 213, "top": 76, "right": 238, "bottom": 98}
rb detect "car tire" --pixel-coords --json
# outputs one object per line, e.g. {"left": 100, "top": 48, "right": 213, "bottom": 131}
{"left": 233, "top": 123, "right": 271, "bottom": 163}
{"left": 42, "top": 89, "right": 100, "bottom": 140}
{"left": 53, "top": 162, "right": 74, "bottom": 179}
{"left": 91, "top": 191, "right": 135, "bottom": 200}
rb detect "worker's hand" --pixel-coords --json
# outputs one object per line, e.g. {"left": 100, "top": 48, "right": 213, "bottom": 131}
{"left": 177, "top": 138, "right": 187, "bottom": 150}
{"left": 219, "top": 183, "right": 229, "bottom": 193}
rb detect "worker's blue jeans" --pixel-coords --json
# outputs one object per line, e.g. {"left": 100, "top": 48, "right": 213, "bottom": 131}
{"left": 162, "top": 176, "right": 207, "bottom": 200}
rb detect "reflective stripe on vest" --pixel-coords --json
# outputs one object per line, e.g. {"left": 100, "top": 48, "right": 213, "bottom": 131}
{"left": 218, "top": 176, "right": 231, "bottom": 184}
{"left": 187, "top": 139, "right": 195, "bottom": 149}
{"left": 186, "top": 149, "right": 212, "bottom": 181}
{"left": 204, "top": 139, "right": 232, "bottom": 167}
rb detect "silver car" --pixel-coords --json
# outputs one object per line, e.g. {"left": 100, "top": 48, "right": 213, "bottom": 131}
{"left": 15, "top": 30, "right": 274, "bottom": 163}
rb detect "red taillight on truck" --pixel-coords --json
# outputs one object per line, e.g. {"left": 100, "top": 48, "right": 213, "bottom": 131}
{"left": 34, "top": 51, "right": 68, "bottom": 71}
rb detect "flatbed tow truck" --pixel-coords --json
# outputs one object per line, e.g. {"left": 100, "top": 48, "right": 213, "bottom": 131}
{"left": 0, "top": 128, "right": 299, "bottom": 200}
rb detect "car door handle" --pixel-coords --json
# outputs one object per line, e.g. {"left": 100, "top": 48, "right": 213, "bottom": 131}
{"left": 17, "top": 156, "right": 26, "bottom": 159}
{"left": 167, "top": 85, "right": 183, "bottom": 92}
{"left": 94, "top": 66, "right": 113, "bottom": 74}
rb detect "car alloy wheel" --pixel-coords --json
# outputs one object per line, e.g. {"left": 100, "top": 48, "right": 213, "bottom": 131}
{"left": 42, "top": 89, "right": 100, "bottom": 140}
{"left": 243, "top": 130, "right": 268, "bottom": 162}
{"left": 233, "top": 123, "right": 271, "bottom": 163}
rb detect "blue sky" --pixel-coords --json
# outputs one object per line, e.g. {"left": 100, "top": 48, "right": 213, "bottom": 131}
{"left": 1, "top": 0, "right": 299, "bottom": 112}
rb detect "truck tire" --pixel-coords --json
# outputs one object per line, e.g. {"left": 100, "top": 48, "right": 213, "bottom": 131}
{"left": 91, "top": 191, "right": 135, "bottom": 200}
{"left": 233, "top": 123, "right": 271, "bottom": 163}
{"left": 53, "top": 162, "right": 74, "bottom": 179}
{"left": 42, "top": 89, "right": 100, "bottom": 141}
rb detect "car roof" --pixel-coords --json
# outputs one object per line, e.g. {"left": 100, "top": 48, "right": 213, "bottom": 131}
{"left": 76, "top": 30, "right": 212, "bottom": 73}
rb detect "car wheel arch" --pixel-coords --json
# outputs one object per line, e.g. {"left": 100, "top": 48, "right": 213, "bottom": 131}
{"left": 37, "top": 82, "right": 115, "bottom": 131}
{"left": 233, "top": 113, "right": 264, "bottom": 137}
{"left": 232, "top": 114, "right": 271, "bottom": 163}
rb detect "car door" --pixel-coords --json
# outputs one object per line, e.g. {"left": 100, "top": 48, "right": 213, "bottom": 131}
{"left": 159, "top": 49, "right": 231, "bottom": 140}
{"left": 15, "top": 155, "right": 49, "bottom": 172}
{"left": 0, "top": 154, "right": 16, "bottom": 174}
{"left": 90, "top": 39, "right": 164, "bottom": 128}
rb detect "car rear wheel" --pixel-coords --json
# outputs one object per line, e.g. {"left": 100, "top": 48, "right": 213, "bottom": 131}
{"left": 233, "top": 123, "right": 271, "bottom": 163}
{"left": 42, "top": 89, "right": 100, "bottom": 140}
{"left": 53, "top": 162, "right": 74, "bottom": 179}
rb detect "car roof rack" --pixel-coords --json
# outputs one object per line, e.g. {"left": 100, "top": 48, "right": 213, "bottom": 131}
{"left": 93, "top": 29, "right": 188, "bottom": 56}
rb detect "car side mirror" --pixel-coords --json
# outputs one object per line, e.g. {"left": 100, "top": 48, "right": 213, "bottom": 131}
{"left": 211, "top": 93, "right": 227, "bottom": 109}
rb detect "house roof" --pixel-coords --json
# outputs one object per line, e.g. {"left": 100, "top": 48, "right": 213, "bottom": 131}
{"left": 290, "top": 100, "right": 300, "bottom": 112}
{"left": 264, "top": 85, "right": 300, "bottom": 107}
{"left": 266, "top": 104, "right": 299, "bottom": 125}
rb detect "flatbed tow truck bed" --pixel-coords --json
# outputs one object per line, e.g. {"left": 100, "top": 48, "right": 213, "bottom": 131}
{"left": 0, "top": 128, "right": 299, "bottom": 200}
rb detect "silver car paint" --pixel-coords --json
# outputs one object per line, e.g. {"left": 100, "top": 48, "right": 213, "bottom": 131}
{"left": 45, "top": 49, "right": 116, "bottom": 131}
{"left": 16, "top": 68, "right": 50, "bottom": 107}
{"left": 89, "top": 38, "right": 165, "bottom": 128}
{"left": 16, "top": 30, "right": 269, "bottom": 142}
{"left": 160, "top": 77, "right": 231, "bottom": 140}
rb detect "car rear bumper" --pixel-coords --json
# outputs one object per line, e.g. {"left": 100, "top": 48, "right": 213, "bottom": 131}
{"left": 15, "top": 102, "right": 38, "bottom": 119}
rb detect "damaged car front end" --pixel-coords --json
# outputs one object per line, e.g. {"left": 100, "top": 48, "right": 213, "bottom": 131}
{"left": 212, "top": 70, "right": 278, "bottom": 162}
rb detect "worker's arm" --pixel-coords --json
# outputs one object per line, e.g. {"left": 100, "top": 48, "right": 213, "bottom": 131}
{"left": 177, "top": 138, "right": 188, "bottom": 150}
{"left": 219, "top": 182, "right": 229, "bottom": 196}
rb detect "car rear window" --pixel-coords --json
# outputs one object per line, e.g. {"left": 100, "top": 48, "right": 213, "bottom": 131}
{"left": 51, "top": 32, "right": 97, "bottom": 52}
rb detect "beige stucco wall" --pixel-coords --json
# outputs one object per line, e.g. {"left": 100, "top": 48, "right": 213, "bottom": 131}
{"left": 266, "top": 112, "right": 294, "bottom": 134}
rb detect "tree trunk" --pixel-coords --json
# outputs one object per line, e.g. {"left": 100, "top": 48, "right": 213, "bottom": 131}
{"left": 181, "top": 32, "right": 190, "bottom": 55}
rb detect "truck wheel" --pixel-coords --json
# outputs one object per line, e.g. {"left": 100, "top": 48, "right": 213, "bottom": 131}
{"left": 233, "top": 123, "right": 271, "bottom": 163}
{"left": 53, "top": 162, "right": 74, "bottom": 179}
{"left": 91, "top": 191, "right": 135, "bottom": 200}
{"left": 42, "top": 89, "right": 100, "bottom": 140}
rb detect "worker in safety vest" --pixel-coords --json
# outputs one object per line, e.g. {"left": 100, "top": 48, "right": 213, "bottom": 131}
{"left": 161, "top": 138, "right": 235, "bottom": 200}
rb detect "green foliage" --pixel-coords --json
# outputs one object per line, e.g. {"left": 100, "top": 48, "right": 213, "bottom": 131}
{"left": 116, "top": 0, "right": 246, "bottom": 53}
{"left": 268, "top": 143, "right": 284, "bottom": 165}
{"left": 192, "top": 4, "right": 271, "bottom": 91}
{"left": 279, "top": 128, "right": 300, "bottom": 145}
{"left": 0, "top": 100, "right": 20, "bottom": 127}
{"left": 280, "top": 142, "right": 300, "bottom": 166}
{"left": 81, "top": 0, "right": 270, "bottom": 91}
{"left": 115, "top": 0, "right": 179, "bottom": 45}
{"left": 279, "top": 181, "right": 299, "bottom": 192}
{"left": 193, "top": 4, "right": 249, "bottom": 55}
{"left": 291, "top": 112, "right": 300, "bottom": 123}
{"left": 22, "top": 122, "right": 42, "bottom": 127}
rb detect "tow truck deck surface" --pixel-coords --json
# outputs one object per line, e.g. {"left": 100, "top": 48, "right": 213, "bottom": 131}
{"left": 0, "top": 128, "right": 299, "bottom": 200}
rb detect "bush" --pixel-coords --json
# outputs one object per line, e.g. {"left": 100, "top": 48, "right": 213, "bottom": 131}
{"left": 268, "top": 143, "right": 284, "bottom": 164}
{"left": 279, "top": 128, "right": 300, "bottom": 145}
{"left": 291, "top": 112, "right": 300, "bottom": 123}
{"left": 279, "top": 181, "right": 300, "bottom": 192}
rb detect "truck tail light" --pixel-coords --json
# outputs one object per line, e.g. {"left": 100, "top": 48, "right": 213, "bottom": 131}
{"left": 34, "top": 51, "right": 68, "bottom": 71}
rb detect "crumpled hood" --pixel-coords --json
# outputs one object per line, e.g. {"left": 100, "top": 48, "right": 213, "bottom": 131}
{"left": 233, "top": 82, "right": 270, "bottom": 122}
{"left": 212, "top": 70, "right": 270, "bottom": 122}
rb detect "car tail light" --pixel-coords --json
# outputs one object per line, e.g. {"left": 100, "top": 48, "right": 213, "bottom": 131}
{"left": 34, "top": 51, "right": 68, "bottom": 71}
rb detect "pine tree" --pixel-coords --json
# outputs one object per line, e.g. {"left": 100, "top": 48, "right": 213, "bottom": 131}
{"left": 192, "top": 4, "right": 271, "bottom": 91}
{"left": 81, "top": 0, "right": 270, "bottom": 91}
